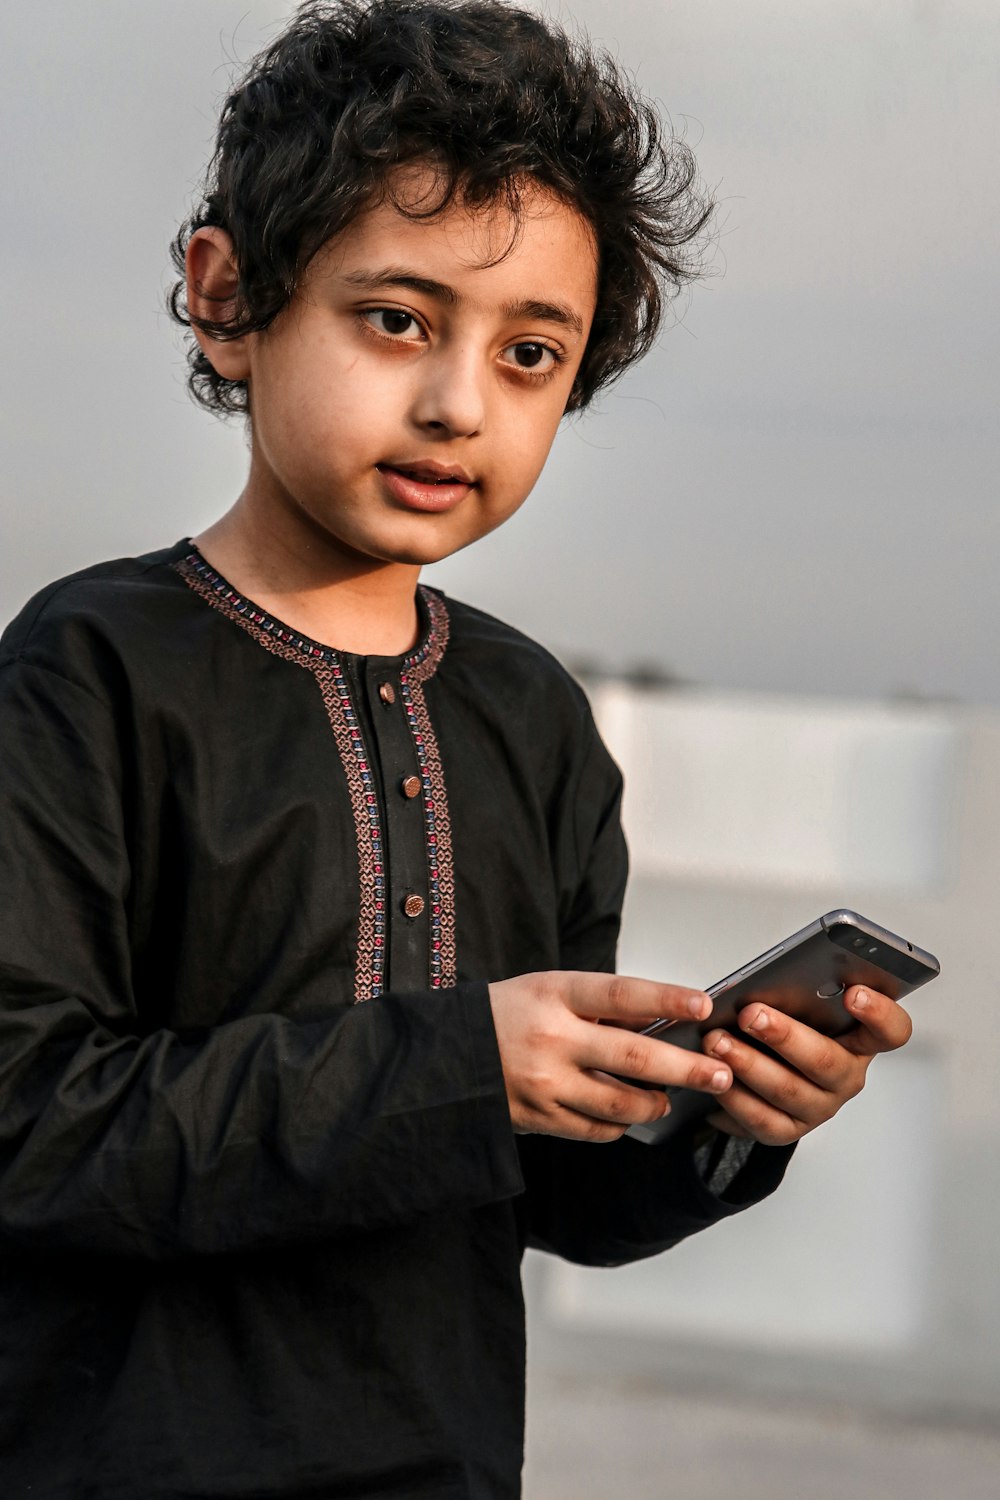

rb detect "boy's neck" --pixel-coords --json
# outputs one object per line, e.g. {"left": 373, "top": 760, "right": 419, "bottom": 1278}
{"left": 193, "top": 500, "right": 423, "bottom": 658}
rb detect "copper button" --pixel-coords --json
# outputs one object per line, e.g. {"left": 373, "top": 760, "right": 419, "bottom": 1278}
{"left": 403, "top": 894, "right": 425, "bottom": 919}
{"left": 378, "top": 682, "right": 396, "bottom": 706}
{"left": 400, "top": 775, "right": 422, "bottom": 800}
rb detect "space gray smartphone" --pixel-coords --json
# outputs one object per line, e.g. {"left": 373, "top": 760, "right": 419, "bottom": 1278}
{"left": 626, "top": 909, "right": 940, "bottom": 1145}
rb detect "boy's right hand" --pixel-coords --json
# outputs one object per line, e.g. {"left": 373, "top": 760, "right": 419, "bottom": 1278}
{"left": 488, "top": 972, "right": 732, "bottom": 1141}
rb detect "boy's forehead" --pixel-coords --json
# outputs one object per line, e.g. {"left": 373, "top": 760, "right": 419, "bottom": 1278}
{"left": 314, "top": 164, "right": 598, "bottom": 311}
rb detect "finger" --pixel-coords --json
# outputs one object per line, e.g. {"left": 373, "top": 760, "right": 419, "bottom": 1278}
{"left": 839, "top": 986, "right": 913, "bottom": 1058}
{"left": 517, "top": 1097, "right": 660, "bottom": 1143}
{"left": 717, "top": 1007, "right": 859, "bottom": 1093}
{"left": 704, "top": 1108, "right": 753, "bottom": 1139}
{"left": 704, "top": 1026, "right": 839, "bottom": 1125}
{"left": 580, "top": 1024, "right": 733, "bottom": 1097}
{"left": 563, "top": 1071, "right": 673, "bottom": 1129}
{"left": 707, "top": 1079, "right": 806, "bottom": 1148}
{"left": 518, "top": 1108, "right": 627, "bottom": 1142}
{"left": 564, "top": 971, "right": 712, "bottom": 1027}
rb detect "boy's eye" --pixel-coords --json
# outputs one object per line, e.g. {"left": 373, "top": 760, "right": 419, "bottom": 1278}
{"left": 500, "top": 342, "right": 559, "bottom": 373}
{"left": 364, "top": 308, "right": 423, "bottom": 339}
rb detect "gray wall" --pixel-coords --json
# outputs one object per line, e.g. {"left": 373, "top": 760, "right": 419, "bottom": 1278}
{"left": 2, "top": 1, "right": 998, "bottom": 704}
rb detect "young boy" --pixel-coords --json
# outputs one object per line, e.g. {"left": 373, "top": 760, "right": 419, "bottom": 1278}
{"left": 0, "top": 2, "right": 911, "bottom": 1496}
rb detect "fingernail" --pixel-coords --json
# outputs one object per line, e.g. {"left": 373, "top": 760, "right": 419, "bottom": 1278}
{"left": 710, "top": 1034, "right": 732, "bottom": 1056}
{"left": 711, "top": 1069, "right": 731, "bottom": 1091}
{"left": 688, "top": 993, "right": 710, "bottom": 1019}
{"left": 851, "top": 989, "right": 869, "bottom": 1012}
{"left": 747, "top": 1008, "right": 768, "bottom": 1034}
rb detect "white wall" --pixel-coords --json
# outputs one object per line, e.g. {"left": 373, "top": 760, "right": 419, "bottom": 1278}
{"left": 531, "top": 683, "right": 1000, "bottom": 1417}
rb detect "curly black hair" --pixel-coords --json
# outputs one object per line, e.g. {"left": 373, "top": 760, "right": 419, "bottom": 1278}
{"left": 169, "top": 0, "right": 713, "bottom": 416}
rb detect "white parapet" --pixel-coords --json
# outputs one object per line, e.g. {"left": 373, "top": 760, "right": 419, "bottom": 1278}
{"left": 591, "top": 682, "right": 961, "bottom": 894}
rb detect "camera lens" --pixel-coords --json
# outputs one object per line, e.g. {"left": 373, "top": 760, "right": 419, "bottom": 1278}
{"left": 853, "top": 937, "right": 865, "bottom": 947}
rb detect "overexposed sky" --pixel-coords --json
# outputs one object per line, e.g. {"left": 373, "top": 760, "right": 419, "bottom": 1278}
{"left": 1, "top": 0, "right": 997, "bottom": 701}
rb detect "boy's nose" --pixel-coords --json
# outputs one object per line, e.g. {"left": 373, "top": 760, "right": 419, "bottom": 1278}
{"left": 409, "top": 349, "right": 486, "bottom": 437}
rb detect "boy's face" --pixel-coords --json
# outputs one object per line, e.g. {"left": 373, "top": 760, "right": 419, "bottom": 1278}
{"left": 192, "top": 168, "right": 598, "bottom": 576}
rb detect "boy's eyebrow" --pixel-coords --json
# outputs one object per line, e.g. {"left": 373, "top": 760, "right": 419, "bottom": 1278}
{"left": 341, "top": 267, "right": 586, "bottom": 338}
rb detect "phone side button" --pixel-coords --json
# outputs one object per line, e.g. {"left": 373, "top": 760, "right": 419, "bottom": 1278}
{"left": 739, "top": 943, "right": 786, "bottom": 978}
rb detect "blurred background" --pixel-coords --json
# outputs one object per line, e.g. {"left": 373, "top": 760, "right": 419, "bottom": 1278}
{"left": 2, "top": 1, "right": 998, "bottom": 1494}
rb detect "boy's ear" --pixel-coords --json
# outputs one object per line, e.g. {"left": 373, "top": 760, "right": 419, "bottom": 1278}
{"left": 185, "top": 227, "right": 251, "bottom": 382}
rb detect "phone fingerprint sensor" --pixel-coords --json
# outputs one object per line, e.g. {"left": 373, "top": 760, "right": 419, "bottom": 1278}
{"left": 817, "top": 981, "right": 846, "bottom": 1000}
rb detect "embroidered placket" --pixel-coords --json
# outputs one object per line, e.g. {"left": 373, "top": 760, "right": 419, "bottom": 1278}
{"left": 173, "top": 552, "right": 456, "bottom": 1000}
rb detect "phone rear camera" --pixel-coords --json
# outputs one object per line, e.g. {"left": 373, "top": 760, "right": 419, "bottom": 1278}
{"left": 853, "top": 937, "right": 865, "bottom": 947}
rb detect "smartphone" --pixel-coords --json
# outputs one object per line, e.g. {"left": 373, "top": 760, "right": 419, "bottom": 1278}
{"left": 626, "top": 909, "right": 940, "bottom": 1145}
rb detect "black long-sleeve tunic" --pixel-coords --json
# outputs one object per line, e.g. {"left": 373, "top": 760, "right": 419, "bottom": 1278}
{"left": 0, "top": 542, "right": 792, "bottom": 1498}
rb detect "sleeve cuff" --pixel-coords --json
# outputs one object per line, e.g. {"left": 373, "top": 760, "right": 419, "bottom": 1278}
{"left": 693, "top": 1130, "right": 756, "bottom": 1194}
{"left": 684, "top": 1124, "right": 797, "bottom": 1216}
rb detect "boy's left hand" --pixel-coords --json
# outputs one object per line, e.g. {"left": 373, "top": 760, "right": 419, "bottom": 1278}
{"left": 701, "top": 985, "right": 912, "bottom": 1146}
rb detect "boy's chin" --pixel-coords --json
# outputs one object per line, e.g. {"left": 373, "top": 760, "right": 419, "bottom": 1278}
{"left": 382, "top": 534, "right": 483, "bottom": 569}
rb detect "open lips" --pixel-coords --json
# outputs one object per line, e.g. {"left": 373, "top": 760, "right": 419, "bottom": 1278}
{"left": 376, "top": 461, "right": 477, "bottom": 512}
{"left": 379, "top": 461, "right": 476, "bottom": 486}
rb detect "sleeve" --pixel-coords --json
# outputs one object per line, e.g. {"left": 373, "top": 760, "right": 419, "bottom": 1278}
{"left": 0, "top": 654, "right": 523, "bottom": 1262}
{"left": 517, "top": 710, "right": 795, "bottom": 1267}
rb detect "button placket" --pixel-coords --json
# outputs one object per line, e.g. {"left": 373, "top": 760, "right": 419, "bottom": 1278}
{"left": 365, "top": 666, "right": 431, "bottom": 990}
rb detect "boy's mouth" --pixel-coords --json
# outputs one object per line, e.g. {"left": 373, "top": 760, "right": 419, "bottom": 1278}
{"left": 376, "top": 461, "right": 477, "bottom": 513}
{"left": 379, "top": 462, "right": 475, "bottom": 486}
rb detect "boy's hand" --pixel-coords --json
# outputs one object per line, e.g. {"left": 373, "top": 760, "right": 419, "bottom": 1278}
{"left": 702, "top": 985, "right": 913, "bottom": 1146}
{"left": 488, "top": 972, "right": 733, "bottom": 1140}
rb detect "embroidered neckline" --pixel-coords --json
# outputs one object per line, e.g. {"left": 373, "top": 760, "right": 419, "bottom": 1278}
{"left": 171, "top": 545, "right": 455, "bottom": 1000}
{"left": 177, "top": 545, "right": 441, "bottom": 672}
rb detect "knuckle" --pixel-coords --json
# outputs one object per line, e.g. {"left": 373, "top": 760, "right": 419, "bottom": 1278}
{"left": 730, "top": 1103, "right": 765, "bottom": 1140}
{"left": 770, "top": 1073, "right": 802, "bottom": 1111}
{"left": 604, "top": 1089, "right": 632, "bottom": 1122}
{"left": 536, "top": 971, "right": 566, "bottom": 1006}
{"left": 523, "top": 1064, "right": 556, "bottom": 1100}
{"left": 750, "top": 1108, "right": 801, "bottom": 1147}
{"left": 619, "top": 1041, "right": 648, "bottom": 1079}
{"left": 530, "top": 1092, "right": 563, "bottom": 1116}
{"left": 534, "top": 1016, "right": 565, "bottom": 1049}
{"left": 735, "top": 1098, "right": 778, "bottom": 1145}
{"left": 814, "top": 1037, "right": 843, "bottom": 1075}
{"left": 605, "top": 976, "right": 630, "bottom": 1014}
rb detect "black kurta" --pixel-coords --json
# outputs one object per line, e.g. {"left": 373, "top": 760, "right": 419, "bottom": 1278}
{"left": 0, "top": 542, "right": 792, "bottom": 1498}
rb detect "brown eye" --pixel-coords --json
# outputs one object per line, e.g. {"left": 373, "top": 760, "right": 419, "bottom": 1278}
{"left": 500, "top": 342, "right": 558, "bottom": 373}
{"left": 515, "top": 343, "right": 545, "bottom": 367}
{"left": 365, "top": 309, "right": 422, "bottom": 339}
